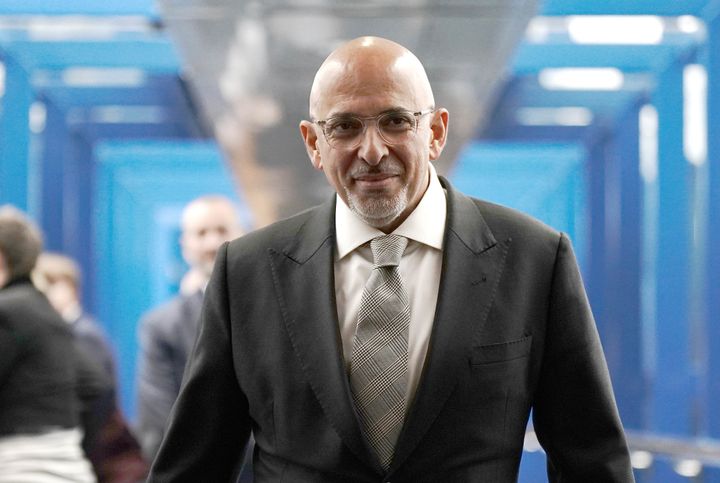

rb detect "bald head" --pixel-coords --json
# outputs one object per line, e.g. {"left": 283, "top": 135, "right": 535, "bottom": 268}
{"left": 309, "top": 36, "right": 435, "bottom": 119}
{"left": 180, "top": 195, "right": 242, "bottom": 281}
{"left": 299, "top": 36, "right": 449, "bottom": 233}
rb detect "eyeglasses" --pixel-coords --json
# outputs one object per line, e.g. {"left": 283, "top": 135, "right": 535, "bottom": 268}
{"left": 314, "top": 108, "right": 435, "bottom": 149}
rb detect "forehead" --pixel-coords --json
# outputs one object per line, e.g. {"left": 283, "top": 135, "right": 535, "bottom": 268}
{"left": 313, "top": 53, "right": 428, "bottom": 118}
{"left": 182, "top": 201, "right": 236, "bottom": 231}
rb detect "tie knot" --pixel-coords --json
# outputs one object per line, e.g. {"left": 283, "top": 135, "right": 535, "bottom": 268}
{"left": 370, "top": 234, "right": 408, "bottom": 268}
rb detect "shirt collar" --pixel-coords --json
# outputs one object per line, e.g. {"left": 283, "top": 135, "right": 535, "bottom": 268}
{"left": 335, "top": 163, "right": 446, "bottom": 260}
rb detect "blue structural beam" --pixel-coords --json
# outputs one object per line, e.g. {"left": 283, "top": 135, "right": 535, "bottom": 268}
{"left": 35, "top": 98, "right": 68, "bottom": 251}
{"left": 0, "top": 38, "right": 180, "bottom": 72}
{"left": 705, "top": 9, "right": 720, "bottom": 483}
{"left": 0, "top": 54, "right": 32, "bottom": 210}
{"left": 541, "top": 0, "right": 710, "bottom": 16}
{"left": 93, "top": 140, "right": 245, "bottom": 420}
{"left": 450, "top": 142, "right": 587, "bottom": 264}
{"left": 650, "top": 60, "right": 695, "bottom": 482}
{"left": 0, "top": 0, "right": 157, "bottom": 17}
{"left": 600, "top": 102, "right": 644, "bottom": 429}
{"left": 514, "top": 43, "right": 697, "bottom": 74}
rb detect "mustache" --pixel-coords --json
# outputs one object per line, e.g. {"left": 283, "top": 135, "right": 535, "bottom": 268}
{"left": 349, "top": 160, "right": 404, "bottom": 177}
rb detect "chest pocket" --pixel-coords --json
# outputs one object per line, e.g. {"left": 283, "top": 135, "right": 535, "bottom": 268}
{"left": 471, "top": 334, "right": 532, "bottom": 365}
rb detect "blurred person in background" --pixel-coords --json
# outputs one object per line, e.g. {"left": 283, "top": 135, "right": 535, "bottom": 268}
{"left": 34, "top": 254, "right": 115, "bottom": 382}
{"left": 34, "top": 253, "right": 148, "bottom": 483}
{"left": 0, "top": 205, "right": 108, "bottom": 482}
{"left": 135, "top": 195, "right": 243, "bottom": 462}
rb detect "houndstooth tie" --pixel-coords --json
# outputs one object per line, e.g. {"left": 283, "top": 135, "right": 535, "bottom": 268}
{"left": 350, "top": 234, "right": 410, "bottom": 470}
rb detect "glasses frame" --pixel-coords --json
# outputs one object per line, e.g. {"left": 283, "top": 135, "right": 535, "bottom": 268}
{"left": 313, "top": 108, "right": 435, "bottom": 149}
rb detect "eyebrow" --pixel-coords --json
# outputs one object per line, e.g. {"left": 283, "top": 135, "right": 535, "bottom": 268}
{"left": 325, "top": 106, "right": 411, "bottom": 119}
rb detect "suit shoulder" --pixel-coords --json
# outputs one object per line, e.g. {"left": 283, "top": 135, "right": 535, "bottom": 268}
{"left": 226, "top": 204, "right": 322, "bottom": 256}
{"left": 473, "top": 197, "right": 560, "bottom": 241}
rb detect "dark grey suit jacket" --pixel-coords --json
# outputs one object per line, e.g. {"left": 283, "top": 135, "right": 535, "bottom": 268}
{"left": 149, "top": 178, "right": 634, "bottom": 482}
{"left": 136, "top": 290, "right": 203, "bottom": 460}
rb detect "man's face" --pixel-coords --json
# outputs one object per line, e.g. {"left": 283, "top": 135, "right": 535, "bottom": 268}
{"left": 181, "top": 201, "right": 239, "bottom": 278}
{"left": 301, "top": 54, "right": 447, "bottom": 233}
{"left": 42, "top": 276, "right": 77, "bottom": 314}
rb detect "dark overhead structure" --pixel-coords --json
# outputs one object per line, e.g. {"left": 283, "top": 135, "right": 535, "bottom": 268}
{"left": 156, "top": 0, "right": 540, "bottom": 223}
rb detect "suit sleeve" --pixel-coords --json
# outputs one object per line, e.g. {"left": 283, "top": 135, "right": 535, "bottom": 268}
{"left": 136, "top": 312, "right": 184, "bottom": 461}
{"left": 148, "top": 243, "right": 251, "bottom": 482}
{"left": 532, "top": 233, "right": 634, "bottom": 482}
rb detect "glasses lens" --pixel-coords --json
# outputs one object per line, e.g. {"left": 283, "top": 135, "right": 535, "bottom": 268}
{"left": 324, "top": 117, "right": 363, "bottom": 147}
{"left": 378, "top": 111, "right": 416, "bottom": 144}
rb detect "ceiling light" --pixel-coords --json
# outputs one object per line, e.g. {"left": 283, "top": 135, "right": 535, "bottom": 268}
{"left": 90, "top": 105, "right": 166, "bottom": 124}
{"left": 568, "top": 16, "right": 664, "bottom": 45}
{"left": 516, "top": 107, "right": 593, "bottom": 127}
{"left": 525, "top": 17, "right": 550, "bottom": 43}
{"left": 673, "top": 459, "right": 702, "bottom": 478}
{"left": 639, "top": 104, "right": 658, "bottom": 184}
{"left": 684, "top": 64, "right": 707, "bottom": 166}
{"left": 61, "top": 68, "right": 146, "bottom": 88}
{"left": 539, "top": 68, "right": 624, "bottom": 91}
{"left": 630, "top": 450, "right": 654, "bottom": 470}
{"left": 677, "top": 15, "right": 702, "bottom": 34}
{"left": 29, "top": 102, "right": 47, "bottom": 134}
{"left": 27, "top": 16, "right": 154, "bottom": 41}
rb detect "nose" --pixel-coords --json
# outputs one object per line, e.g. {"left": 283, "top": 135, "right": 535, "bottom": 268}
{"left": 203, "top": 230, "right": 225, "bottom": 251}
{"left": 357, "top": 122, "right": 388, "bottom": 166}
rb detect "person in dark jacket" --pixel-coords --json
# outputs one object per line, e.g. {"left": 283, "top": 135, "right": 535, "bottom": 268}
{"left": 34, "top": 252, "right": 149, "bottom": 483}
{"left": 0, "top": 205, "right": 109, "bottom": 482}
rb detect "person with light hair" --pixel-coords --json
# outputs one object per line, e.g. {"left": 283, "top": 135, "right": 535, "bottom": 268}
{"left": 0, "top": 205, "right": 107, "bottom": 483}
{"left": 135, "top": 195, "right": 244, "bottom": 462}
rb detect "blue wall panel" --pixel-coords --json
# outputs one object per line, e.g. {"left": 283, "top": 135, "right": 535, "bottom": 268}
{"left": 649, "top": 62, "right": 695, "bottom": 483}
{"left": 0, "top": 55, "right": 32, "bottom": 209}
{"left": 93, "top": 140, "right": 245, "bottom": 420}
{"left": 704, "top": 11, "right": 720, "bottom": 483}
{"left": 450, "top": 142, "right": 587, "bottom": 266}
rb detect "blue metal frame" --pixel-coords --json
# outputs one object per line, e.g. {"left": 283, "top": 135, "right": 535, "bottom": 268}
{"left": 93, "top": 140, "right": 244, "bottom": 419}
{"left": 0, "top": 55, "right": 32, "bottom": 210}
{"left": 704, "top": 9, "right": 720, "bottom": 483}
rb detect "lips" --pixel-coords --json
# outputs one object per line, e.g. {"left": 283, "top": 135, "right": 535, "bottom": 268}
{"left": 354, "top": 172, "right": 398, "bottom": 182}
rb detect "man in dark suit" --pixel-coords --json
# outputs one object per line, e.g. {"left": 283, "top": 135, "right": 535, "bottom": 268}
{"left": 148, "top": 37, "right": 634, "bottom": 482}
{"left": 135, "top": 195, "right": 243, "bottom": 461}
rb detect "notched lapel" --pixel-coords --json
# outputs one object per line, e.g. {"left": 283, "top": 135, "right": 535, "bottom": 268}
{"left": 390, "top": 181, "right": 511, "bottom": 473}
{"left": 267, "top": 200, "right": 382, "bottom": 473}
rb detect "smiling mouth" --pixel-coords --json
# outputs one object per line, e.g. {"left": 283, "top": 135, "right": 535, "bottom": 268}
{"left": 355, "top": 173, "right": 398, "bottom": 182}
{"left": 353, "top": 173, "right": 401, "bottom": 189}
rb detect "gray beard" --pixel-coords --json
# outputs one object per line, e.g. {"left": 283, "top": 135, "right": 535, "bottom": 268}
{"left": 344, "top": 185, "right": 408, "bottom": 229}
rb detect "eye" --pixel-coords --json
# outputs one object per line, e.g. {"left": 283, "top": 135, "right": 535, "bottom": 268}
{"left": 379, "top": 112, "right": 414, "bottom": 131}
{"left": 325, "top": 117, "right": 363, "bottom": 138}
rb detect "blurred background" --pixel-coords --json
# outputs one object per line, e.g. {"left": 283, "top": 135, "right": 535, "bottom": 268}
{"left": 1, "top": 0, "right": 719, "bottom": 481}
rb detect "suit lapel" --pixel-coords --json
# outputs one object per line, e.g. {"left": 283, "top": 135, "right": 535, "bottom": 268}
{"left": 390, "top": 179, "right": 511, "bottom": 471}
{"left": 268, "top": 199, "right": 383, "bottom": 473}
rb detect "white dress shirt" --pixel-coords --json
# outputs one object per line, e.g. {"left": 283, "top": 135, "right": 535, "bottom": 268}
{"left": 334, "top": 163, "right": 446, "bottom": 403}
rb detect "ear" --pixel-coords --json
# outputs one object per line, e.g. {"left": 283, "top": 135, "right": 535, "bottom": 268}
{"left": 428, "top": 109, "right": 449, "bottom": 161}
{"left": 299, "top": 120, "right": 323, "bottom": 170}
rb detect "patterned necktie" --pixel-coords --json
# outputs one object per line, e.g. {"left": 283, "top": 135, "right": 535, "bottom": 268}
{"left": 350, "top": 234, "right": 410, "bottom": 470}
